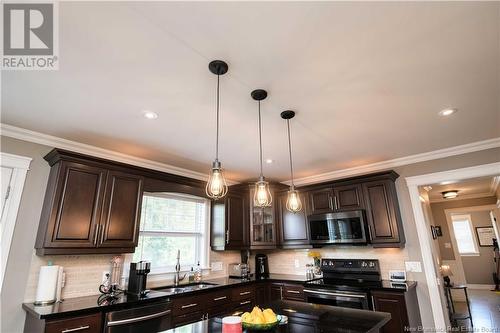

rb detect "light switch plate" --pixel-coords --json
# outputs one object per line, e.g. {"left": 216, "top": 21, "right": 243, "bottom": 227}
{"left": 211, "top": 262, "right": 223, "bottom": 271}
{"left": 444, "top": 242, "right": 452, "bottom": 249}
{"left": 294, "top": 259, "right": 300, "bottom": 268}
{"left": 405, "top": 261, "right": 422, "bottom": 272}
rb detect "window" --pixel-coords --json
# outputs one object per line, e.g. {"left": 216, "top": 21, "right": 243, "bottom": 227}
{"left": 133, "top": 192, "right": 210, "bottom": 274}
{"left": 451, "top": 214, "right": 479, "bottom": 255}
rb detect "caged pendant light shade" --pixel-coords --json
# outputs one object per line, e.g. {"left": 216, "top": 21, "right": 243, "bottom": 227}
{"left": 206, "top": 60, "right": 229, "bottom": 200}
{"left": 252, "top": 89, "right": 272, "bottom": 207}
{"left": 281, "top": 110, "right": 302, "bottom": 213}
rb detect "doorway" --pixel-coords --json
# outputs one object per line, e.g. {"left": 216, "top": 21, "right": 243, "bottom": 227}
{"left": 418, "top": 175, "right": 499, "bottom": 331}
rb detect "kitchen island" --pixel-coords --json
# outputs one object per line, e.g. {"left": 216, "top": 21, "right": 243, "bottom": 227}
{"left": 162, "top": 300, "right": 391, "bottom": 333}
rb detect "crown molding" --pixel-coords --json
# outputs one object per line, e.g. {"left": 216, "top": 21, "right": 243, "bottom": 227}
{"left": 0, "top": 123, "right": 228, "bottom": 183}
{"left": 288, "top": 137, "right": 500, "bottom": 186}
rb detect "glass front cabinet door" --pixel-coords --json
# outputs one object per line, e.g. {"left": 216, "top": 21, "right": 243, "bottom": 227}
{"left": 249, "top": 186, "right": 277, "bottom": 249}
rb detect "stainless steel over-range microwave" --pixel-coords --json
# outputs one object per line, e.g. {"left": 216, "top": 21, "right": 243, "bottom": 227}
{"left": 308, "top": 210, "right": 368, "bottom": 245}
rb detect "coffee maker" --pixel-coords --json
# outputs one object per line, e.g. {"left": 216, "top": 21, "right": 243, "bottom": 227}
{"left": 255, "top": 254, "right": 269, "bottom": 279}
{"left": 127, "top": 261, "right": 151, "bottom": 296}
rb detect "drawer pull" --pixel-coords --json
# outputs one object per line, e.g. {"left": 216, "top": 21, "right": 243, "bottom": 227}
{"left": 107, "top": 309, "right": 171, "bottom": 327}
{"left": 286, "top": 290, "right": 301, "bottom": 294}
{"left": 214, "top": 296, "right": 227, "bottom": 301}
{"left": 61, "top": 326, "right": 90, "bottom": 333}
{"left": 181, "top": 303, "right": 198, "bottom": 309}
{"left": 239, "top": 300, "right": 251, "bottom": 305}
{"left": 239, "top": 291, "right": 251, "bottom": 296}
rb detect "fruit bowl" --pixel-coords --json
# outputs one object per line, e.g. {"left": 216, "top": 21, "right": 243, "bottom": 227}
{"left": 241, "top": 317, "right": 279, "bottom": 331}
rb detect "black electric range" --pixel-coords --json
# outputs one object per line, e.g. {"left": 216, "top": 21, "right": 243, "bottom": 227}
{"left": 303, "top": 259, "right": 382, "bottom": 310}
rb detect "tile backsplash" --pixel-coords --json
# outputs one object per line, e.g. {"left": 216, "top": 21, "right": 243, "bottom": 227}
{"left": 24, "top": 246, "right": 409, "bottom": 302}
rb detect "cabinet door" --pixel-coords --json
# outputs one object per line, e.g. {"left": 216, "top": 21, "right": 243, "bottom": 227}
{"left": 278, "top": 193, "right": 310, "bottom": 248}
{"left": 269, "top": 284, "right": 283, "bottom": 301}
{"left": 308, "top": 188, "right": 334, "bottom": 214}
{"left": 43, "top": 162, "right": 107, "bottom": 249}
{"left": 372, "top": 291, "right": 409, "bottom": 333}
{"left": 250, "top": 187, "right": 276, "bottom": 248}
{"left": 226, "top": 192, "right": 247, "bottom": 249}
{"left": 99, "top": 171, "right": 143, "bottom": 248}
{"left": 362, "top": 180, "right": 401, "bottom": 244}
{"left": 255, "top": 283, "right": 269, "bottom": 305}
{"left": 333, "top": 184, "right": 363, "bottom": 211}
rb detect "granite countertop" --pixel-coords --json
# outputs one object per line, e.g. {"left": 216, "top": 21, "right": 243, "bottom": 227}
{"left": 23, "top": 274, "right": 416, "bottom": 320}
{"left": 160, "top": 300, "right": 391, "bottom": 333}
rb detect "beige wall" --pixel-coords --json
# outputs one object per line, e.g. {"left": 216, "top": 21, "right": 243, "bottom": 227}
{"left": 430, "top": 196, "right": 497, "bottom": 260}
{"left": 1, "top": 135, "right": 499, "bottom": 333}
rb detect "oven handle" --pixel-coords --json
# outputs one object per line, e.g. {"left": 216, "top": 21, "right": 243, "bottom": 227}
{"left": 303, "top": 289, "right": 367, "bottom": 299}
{"left": 106, "top": 309, "right": 171, "bottom": 327}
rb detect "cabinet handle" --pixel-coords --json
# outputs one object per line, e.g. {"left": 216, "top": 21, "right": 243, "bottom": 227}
{"left": 93, "top": 225, "right": 99, "bottom": 245}
{"left": 328, "top": 196, "right": 334, "bottom": 210}
{"left": 286, "top": 290, "right": 301, "bottom": 294}
{"left": 181, "top": 303, "right": 198, "bottom": 309}
{"left": 239, "top": 300, "right": 251, "bottom": 305}
{"left": 280, "top": 287, "right": 283, "bottom": 300}
{"left": 334, "top": 196, "right": 339, "bottom": 210}
{"left": 239, "top": 291, "right": 251, "bottom": 296}
{"left": 99, "top": 224, "right": 105, "bottom": 244}
{"left": 226, "top": 230, "right": 229, "bottom": 244}
{"left": 214, "top": 296, "right": 227, "bottom": 301}
{"left": 61, "top": 326, "right": 90, "bottom": 333}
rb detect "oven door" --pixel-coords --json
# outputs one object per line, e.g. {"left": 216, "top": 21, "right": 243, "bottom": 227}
{"left": 104, "top": 301, "right": 171, "bottom": 333}
{"left": 308, "top": 211, "right": 368, "bottom": 245}
{"left": 303, "top": 288, "right": 370, "bottom": 310}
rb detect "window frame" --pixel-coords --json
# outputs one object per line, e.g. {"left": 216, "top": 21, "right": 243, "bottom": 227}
{"left": 451, "top": 214, "right": 480, "bottom": 256}
{"left": 134, "top": 192, "right": 211, "bottom": 275}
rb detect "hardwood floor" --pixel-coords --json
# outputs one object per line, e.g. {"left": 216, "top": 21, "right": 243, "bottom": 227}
{"left": 451, "top": 289, "right": 499, "bottom": 332}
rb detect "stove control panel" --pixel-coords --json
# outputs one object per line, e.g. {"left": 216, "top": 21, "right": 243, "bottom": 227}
{"left": 321, "top": 259, "right": 380, "bottom": 273}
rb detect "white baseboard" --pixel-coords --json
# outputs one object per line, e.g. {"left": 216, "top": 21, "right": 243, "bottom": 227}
{"left": 466, "top": 284, "right": 495, "bottom": 290}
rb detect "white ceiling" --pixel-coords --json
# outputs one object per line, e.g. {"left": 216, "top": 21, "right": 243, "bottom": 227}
{"left": 2, "top": 2, "right": 499, "bottom": 181}
{"left": 425, "top": 176, "right": 499, "bottom": 202}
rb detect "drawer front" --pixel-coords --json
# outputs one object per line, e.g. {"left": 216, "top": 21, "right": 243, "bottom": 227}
{"left": 172, "top": 295, "right": 205, "bottom": 316}
{"left": 172, "top": 311, "right": 205, "bottom": 327}
{"left": 232, "top": 296, "right": 256, "bottom": 313}
{"left": 283, "top": 284, "right": 305, "bottom": 301}
{"left": 231, "top": 285, "right": 256, "bottom": 301}
{"left": 46, "top": 313, "right": 102, "bottom": 333}
{"left": 206, "top": 289, "right": 232, "bottom": 307}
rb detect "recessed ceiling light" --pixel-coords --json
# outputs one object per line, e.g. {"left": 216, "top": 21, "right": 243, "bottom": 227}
{"left": 438, "top": 108, "right": 457, "bottom": 117}
{"left": 265, "top": 159, "right": 274, "bottom": 164}
{"left": 142, "top": 110, "right": 158, "bottom": 119}
{"left": 442, "top": 190, "right": 458, "bottom": 199}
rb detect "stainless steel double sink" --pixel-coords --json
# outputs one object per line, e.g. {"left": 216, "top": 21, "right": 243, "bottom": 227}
{"left": 154, "top": 282, "right": 218, "bottom": 295}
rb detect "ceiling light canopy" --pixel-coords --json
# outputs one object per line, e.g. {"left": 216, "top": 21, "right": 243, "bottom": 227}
{"left": 252, "top": 89, "right": 272, "bottom": 208}
{"left": 438, "top": 108, "right": 457, "bottom": 117}
{"left": 281, "top": 110, "right": 302, "bottom": 213}
{"left": 205, "top": 60, "right": 229, "bottom": 200}
{"left": 442, "top": 190, "right": 458, "bottom": 199}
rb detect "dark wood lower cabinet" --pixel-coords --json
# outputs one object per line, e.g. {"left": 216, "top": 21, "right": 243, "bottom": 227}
{"left": 24, "top": 312, "right": 103, "bottom": 333}
{"left": 371, "top": 289, "right": 421, "bottom": 333}
{"left": 270, "top": 283, "right": 283, "bottom": 301}
{"left": 282, "top": 284, "right": 305, "bottom": 302}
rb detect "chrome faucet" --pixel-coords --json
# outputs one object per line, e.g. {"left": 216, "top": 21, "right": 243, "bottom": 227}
{"left": 174, "top": 249, "right": 187, "bottom": 286}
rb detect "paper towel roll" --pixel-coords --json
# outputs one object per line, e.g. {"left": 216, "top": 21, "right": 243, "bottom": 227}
{"left": 34, "top": 265, "right": 60, "bottom": 305}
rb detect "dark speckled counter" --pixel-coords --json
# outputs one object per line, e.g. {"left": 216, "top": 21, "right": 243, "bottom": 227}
{"left": 160, "top": 300, "right": 391, "bottom": 333}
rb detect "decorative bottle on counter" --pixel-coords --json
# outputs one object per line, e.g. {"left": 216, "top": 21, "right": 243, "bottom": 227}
{"left": 188, "top": 267, "right": 195, "bottom": 283}
{"left": 194, "top": 261, "right": 202, "bottom": 282}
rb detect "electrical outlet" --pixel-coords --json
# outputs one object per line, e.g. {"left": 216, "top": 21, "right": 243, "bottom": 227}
{"left": 294, "top": 259, "right": 300, "bottom": 268}
{"left": 102, "top": 271, "right": 110, "bottom": 283}
{"left": 444, "top": 242, "right": 452, "bottom": 249}
{"left": 211, "top": 262, "right": 223, "bottom": 271}
{"left": 405, "top": 261, "right": 422, "bottom": 273}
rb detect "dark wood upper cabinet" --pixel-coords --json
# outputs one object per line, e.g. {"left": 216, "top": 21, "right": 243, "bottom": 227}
{"left": 362, "top": 179, "right": 404, "bottom": 246}
{"left": 333, "top": 184, "right": 363, "bottom": 210}
{"left": 36, "top": 149, "right": 145, "bottom": 255}
{"left": 99, "top": 171, "right": 143, "bottom": 248}
{"left": 278, "top": 192, "right": 311, "bottom": 249}
{"left": 210, "top": 189, "right": 248, "bottom": 251}
{"left": 308, "top": 188, "right": 334, "bottom": 214}
{"left": 249, "top": 186, "right": 277, "bottom": 249}
{"left": 37, "top": 161, "right": 107, "bottom": 250}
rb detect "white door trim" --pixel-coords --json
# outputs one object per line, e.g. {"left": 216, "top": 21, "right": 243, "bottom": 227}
{"left": 405, "top": 161, "right": 500, "bottom": 331}
{"left": 0, "top": 152, "right": 32, "bottom": 290}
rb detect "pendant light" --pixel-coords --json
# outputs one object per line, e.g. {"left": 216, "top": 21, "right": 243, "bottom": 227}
{"left": 252, "top": 89, "right": 272, "bottom": 207}
{"left": 281, "top": 110, "right": 302, "bottom": 213}
{"left": 205, "top": 60, "right": 229, "bottom": 199}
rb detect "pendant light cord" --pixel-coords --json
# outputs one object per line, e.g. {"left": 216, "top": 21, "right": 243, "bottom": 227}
{"left": 215, "top": 74, "right": 220, "bottom": 160}
{"left": 258, "top": 100, "right": 263, "bottom": 177}
{"left": 287, "top": 119, "right": 295, "bottom": 189}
